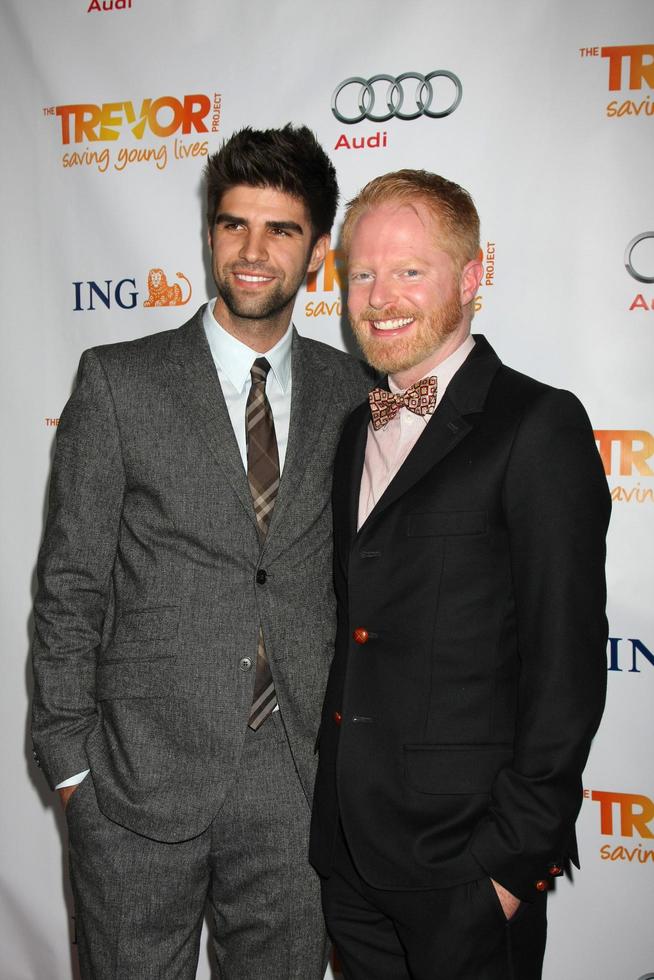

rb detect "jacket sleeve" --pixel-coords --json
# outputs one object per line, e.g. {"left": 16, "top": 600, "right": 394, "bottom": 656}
{"left": 470, "top": 387, "right": 610, "bottom": 900}
{"left": 31, "top": 349, "right": 125, "bottom": 788}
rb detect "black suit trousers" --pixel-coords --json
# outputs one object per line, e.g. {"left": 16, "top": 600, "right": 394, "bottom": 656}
{"left": 322, "top": 822, "right": 547, "bottom": 980}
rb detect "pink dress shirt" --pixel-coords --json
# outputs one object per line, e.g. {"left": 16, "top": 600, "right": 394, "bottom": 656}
{"left": 358, "top": 335, "right": 475, "bottom": 530}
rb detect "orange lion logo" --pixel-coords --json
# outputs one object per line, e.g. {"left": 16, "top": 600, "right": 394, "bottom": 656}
{"left": 143, "top": 268, "right": 192, "bottom": 307}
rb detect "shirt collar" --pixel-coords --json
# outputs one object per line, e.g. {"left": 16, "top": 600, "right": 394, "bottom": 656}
{"left": 388, "top": 334, "right": 475, "bottom": 395}
{"left": 203, "top": 298, "right": 293, "bottom": 393}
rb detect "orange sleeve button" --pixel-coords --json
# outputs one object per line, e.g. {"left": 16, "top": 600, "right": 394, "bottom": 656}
{"left": 333, "top": 711, "right": 342, "bottom": 725}
{"left": 353, "top": 628, "right": 369, "bottom": 645}
{"left": 548, "top": 865, "right": 563, "bottom": 877}
{"left": 535, "top": 879, "right": 549, "bottom": 892}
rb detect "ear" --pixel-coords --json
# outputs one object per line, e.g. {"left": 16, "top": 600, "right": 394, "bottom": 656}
{"left": 459, "top": 258, "right": 484, "bottom": 307}
{"left": 207, "top": 226, "right": 214, "bottom": 251}
{"left": 307, "top": 233, "right": 330, "bottom": 274}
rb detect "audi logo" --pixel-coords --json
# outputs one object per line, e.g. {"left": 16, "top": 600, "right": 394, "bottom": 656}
{"left": 332, "top": 71, "right": 463, "bottom": 124}
{"left": 625, "top": 232, "right": 654, "bottom": 284}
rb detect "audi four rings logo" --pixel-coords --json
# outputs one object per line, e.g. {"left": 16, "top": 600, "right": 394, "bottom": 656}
{"left": 331, "top": 71, "right": 463, "bottom": 123}
{"left": 625, "top": 232, "right": 654, "bottom": 284}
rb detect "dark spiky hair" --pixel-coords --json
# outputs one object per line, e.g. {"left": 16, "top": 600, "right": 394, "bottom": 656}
{"left": 204, "top": 124, "right": 338, "bottom": 242}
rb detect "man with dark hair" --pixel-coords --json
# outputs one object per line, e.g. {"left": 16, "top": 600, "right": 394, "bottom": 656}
{"left": 310, "top": 169, "right": 610, "bottom": 979}
{"left": 204, "top": 124, "right": 338, "bottom": 245}
{"left": 31, "top": 124, "right": 372, "bottom": 979}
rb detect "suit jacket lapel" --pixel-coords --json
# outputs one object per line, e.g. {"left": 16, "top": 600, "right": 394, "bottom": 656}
{"left": 163, "top": 307, "right": 258, "bottom": 531}
{"left": 357, "top": 335, "right": 502, "bottom": 535}
{"left": 263, "top": 330, "right": 334, "bottom": 558}
{"left": 341, "top": 402, "right": 370, "bottom": 543}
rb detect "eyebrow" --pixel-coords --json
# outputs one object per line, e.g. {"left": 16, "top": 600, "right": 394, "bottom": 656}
{"left": 215, "top": 212, "right": 305, "bottom": 235}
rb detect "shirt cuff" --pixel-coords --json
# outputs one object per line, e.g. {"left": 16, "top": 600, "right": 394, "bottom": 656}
{"left": 55, "top": 769, "right": 90, "bottom": 789}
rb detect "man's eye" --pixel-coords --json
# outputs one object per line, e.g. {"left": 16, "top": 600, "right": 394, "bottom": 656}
{"left": 404, "top": 269, "right": 420, "bottom": 277}
{"left": 350, "top": 272, "right": 372, "bottom": 282}
{"left": 270, "top": 228, "right": 289, "bottom": 237}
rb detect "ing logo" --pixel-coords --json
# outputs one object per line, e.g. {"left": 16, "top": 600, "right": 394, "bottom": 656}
{"left": 73, "top": 267, "right": 192, "bottom": 311}
{"left": 143, "top": 269, "right": 192, "bottom": 307}
{"left": 586, "top": 789, "right": 654, "bottom": 865}
{"left": 608, "top": 636, "right": 654, "bottom": 674}
{"left": 579, "top": 44, "right": 654, "bottom": 118}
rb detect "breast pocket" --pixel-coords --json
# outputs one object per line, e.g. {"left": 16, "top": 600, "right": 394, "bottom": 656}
{"left": 406, "top": 511, "right": 487, "bottom": 537}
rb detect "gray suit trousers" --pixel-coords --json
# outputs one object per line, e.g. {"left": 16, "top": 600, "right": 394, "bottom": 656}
{"left": 66, "top": 713, "right": 328, "bottom": 980}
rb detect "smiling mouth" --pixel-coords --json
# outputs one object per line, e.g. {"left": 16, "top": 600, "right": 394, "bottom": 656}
{"left": 233, "top": 271, "right": 275, "bottom": 285}
{"left": 369, "top": 317, "right": 415, "bottom": 332}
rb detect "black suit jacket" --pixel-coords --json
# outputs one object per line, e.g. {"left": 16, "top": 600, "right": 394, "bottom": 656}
{"left": 310, "top": 335, "right": 610, "bottom": 901}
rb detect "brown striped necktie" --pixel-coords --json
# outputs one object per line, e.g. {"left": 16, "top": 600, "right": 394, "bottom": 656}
{"left": 246, "top": 357, "right": 279, "bottom": 730}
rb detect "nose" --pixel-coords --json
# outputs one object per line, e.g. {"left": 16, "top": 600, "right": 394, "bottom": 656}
{"left": 368, "top": 274, "right": 397, "bottom": 310}
{"left": 239, "top": 228, "right": 268, "bottom": 264}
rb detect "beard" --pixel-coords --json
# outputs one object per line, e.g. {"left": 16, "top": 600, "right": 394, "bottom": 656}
{"left": 214, "top": 262, "right": 306, "bottom": 323}
{"left": 350, "top": 295, "right": 463, "bottom": 375}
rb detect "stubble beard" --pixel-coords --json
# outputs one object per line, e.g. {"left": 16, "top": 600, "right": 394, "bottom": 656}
{"left": 350, "top": 295, "right": 464, "bottom": 375}
{"left": 215, "top": 263, "right": 306, "bottom": 325}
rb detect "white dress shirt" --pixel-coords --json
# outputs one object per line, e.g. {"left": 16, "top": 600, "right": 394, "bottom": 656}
{"left": 56, "top": 299, "right": 292, "bottom": 789}
{"left": 202, "top": 298, "right": 293, "bottom": 471}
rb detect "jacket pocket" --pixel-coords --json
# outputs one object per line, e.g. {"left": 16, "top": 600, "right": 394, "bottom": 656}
{"left": 403, "top": 744, "right": 513, "bottom": 795}
{"left": 406, "top": 511, "right": 487, "bottom": 537}
{"left": 103, "top": 605, "right": 180, "bottom": 663}
{"left": 96, "top": 659, "right": 177, "bottom": 700}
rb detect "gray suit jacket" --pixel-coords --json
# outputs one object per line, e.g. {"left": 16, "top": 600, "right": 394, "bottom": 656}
{"left": 31, "top": 306, "right": 373, "bottom": 842}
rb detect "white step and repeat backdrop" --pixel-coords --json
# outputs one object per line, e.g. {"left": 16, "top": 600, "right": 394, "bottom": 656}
{"left": 1, "top": 1, "right": 652, "bottom": 978}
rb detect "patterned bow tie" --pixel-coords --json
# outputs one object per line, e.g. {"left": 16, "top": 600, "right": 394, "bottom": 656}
{"left": 368, "top": 376, "right": 438, "bottom": 431}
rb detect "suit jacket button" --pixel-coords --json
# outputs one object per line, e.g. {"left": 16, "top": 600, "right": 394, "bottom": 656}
{"left": 548, "top": 865, "right": 563, "bottom": 877}
{"left": 239, "top": 657, "right": 253, "bottom": 671}
{"left": 353, "top": 628, "right": 369, "bottom": 645}
{"left": 32, "top": 750, "right": 40, "bottom": 767}
{"left": 333, "top": 711, "right": 342, "bottom": 725}
{"left": 535, "top": 879, "right": 549, "bottom": 892}
{"left": 256, "top": 569, "right": 267, "bottom": 585}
